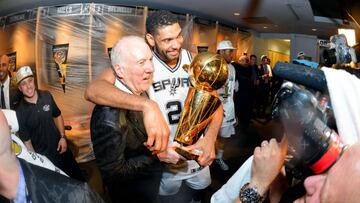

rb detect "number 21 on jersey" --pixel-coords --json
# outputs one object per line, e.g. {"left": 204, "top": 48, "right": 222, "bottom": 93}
{"left": 166, "top": 101, "right": 182, "bottom": 125}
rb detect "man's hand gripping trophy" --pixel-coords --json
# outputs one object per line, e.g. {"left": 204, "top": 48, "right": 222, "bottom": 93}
{"left": 173, "top": 52, "right": 228, "bottom": 160}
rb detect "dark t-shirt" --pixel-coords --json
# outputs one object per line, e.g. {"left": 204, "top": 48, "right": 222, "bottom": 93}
{"left": 17, "top": 90, "right": 62, "bottom": 162}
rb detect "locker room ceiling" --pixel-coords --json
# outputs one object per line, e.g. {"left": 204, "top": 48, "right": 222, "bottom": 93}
{"left": 0, "top": 0, "right": 358, "bottom": 39}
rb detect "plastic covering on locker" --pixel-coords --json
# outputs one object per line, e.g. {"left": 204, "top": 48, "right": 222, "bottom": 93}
{"left": 36, "top": 5, "right": 95, "bottom": 163}
{"left": 192, "top": 19, "right": 218, "bottom": 53}
{"left": 217, "top": 24, "right": 253, "bottom": 60}
{"left": 0, "top": 17, "right": 37, "bottom": 87}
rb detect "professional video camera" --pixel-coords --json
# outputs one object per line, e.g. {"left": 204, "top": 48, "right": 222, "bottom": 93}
{"left": 321, "top": 34, "right": 360, "bottom": 67}
{"left": 270, "top": 34, "right": 358, "bottom": 201}
{"left": 271, "top": 62, "right": 347, "bottom": 179}
{"left": 272, "top": 81, "right": 344, "bottom": 179}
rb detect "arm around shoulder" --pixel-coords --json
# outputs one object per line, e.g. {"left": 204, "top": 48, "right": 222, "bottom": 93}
{"left": 84, "top": 68, "right": 156, "bottom": 112}
{"left": 85, "top": 68, "right": 170, "bottom": 152}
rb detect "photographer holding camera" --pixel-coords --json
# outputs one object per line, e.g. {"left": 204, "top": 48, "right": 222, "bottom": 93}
{"left": 213, "top": 135, "right": 360, "bottom": 203}
{"left": 211, "top": 34, "right": 360, "bottom": 203}
{"left": 322, "top": 34, "right": 360, "bottom": 77}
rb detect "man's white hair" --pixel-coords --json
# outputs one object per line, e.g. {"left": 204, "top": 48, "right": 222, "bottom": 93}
{"left": 110, "top": 35, "right": 146, "bottom": 69}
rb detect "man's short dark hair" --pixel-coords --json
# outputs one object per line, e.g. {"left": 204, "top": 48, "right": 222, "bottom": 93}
{"left": 146, "top": 10, "right": 179, "bottom": 35}
{"left": 250, "top": 54, "right": 257, "bottom": 59}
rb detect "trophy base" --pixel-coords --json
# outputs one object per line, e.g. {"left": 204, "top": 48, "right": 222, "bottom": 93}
{"left": 175, "top": 147, "right": 199, "bottom": 160}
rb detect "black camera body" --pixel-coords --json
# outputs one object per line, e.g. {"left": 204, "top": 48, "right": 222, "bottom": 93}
{"left": 272, "top": 82, "right": 344, "bottom": 178}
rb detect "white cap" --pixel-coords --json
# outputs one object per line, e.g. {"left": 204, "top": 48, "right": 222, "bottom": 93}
{"left": 217, "top": 40, "right": 236, "bottom": 50}
{"left": 261, "top": 55, "right": 267, "bottom": 60}
{"left": 16, "top": 66, "right": 33, "bottom": 84}
{"left": 297, "top": 51, "right": 306, "bottom": 58}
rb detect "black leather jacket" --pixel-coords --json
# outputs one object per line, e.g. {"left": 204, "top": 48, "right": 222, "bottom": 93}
{"left": 90, "top": 105, "right": 162, "bottom": 202}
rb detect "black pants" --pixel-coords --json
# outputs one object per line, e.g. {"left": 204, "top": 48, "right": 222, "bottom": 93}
{"left": 105, "top": 173, "right": 162, "bottom": 203}
{"left": 52, "top": 150, "right": 85, "bottom": 181}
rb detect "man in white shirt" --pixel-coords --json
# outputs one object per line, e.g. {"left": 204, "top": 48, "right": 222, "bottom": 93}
{"left": 215, "top": 40, "right": 237, "bottom": 171}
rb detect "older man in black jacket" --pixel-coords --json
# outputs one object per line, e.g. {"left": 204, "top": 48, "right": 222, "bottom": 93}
{"left": 90, "top": 36, "right": 162, "bottom": 203}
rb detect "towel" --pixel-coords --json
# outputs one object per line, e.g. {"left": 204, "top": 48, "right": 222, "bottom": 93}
{"left": 323, "top": 67, "right": 360, "bottom": 145}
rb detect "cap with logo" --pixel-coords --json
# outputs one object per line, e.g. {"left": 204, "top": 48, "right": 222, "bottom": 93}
{"left": 297, "top": 51, "right": 306, "bottom": 58}
{"left": 16, "top": 66, "right": 33, "bottom": 84}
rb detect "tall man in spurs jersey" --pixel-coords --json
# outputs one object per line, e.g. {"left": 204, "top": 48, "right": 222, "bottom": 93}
{"left": 85, "top": 10, "right": 223, "bottom": 201}
{"left": 148, "top": 50, "right": 192, "bottom": 135}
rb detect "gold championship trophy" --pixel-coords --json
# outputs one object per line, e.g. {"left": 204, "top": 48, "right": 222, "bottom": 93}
{"left": 174, "top": 52, "right": 228, "bottom": 160}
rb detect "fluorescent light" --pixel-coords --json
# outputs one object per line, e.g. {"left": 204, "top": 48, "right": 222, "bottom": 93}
{"left": 233, "top": 12, "right": 240, "bottom": 16}
{"left": 338, "top": 28, "right": 356, "bottom": 46}
{"left": 283, "top": 39, "right": 290, "bottom": 42}
{"left": 312, "top": 28, "right": 317, "bottom": 31}
{"left": 263, "top": 26, "right": 268, "bottom": 29}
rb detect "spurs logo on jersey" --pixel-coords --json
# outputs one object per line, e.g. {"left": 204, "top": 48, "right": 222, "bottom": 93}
{"left": 152, "top": 77, "right": 190, "bottom": 95}
{"left": 148, "top": 49, "right": 192, "bottom": 141}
